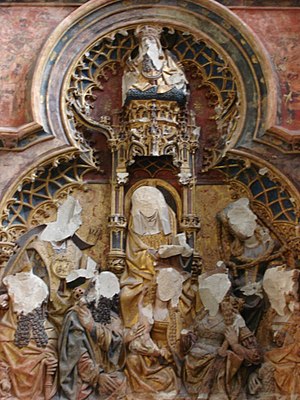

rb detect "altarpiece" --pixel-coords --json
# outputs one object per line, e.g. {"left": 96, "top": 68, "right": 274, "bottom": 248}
{"left": 0, "top": 1, "right": 299, "bottom": 399}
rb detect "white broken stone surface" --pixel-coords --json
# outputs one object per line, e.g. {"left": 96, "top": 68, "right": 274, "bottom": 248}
{"left": 198, "top": 273, "right": 231, "bottom": 317}
{"left": 158, "top": 244, "right": 183, "bottom": 258}
{"left": 259, "top": 167, "right": 269, "bottom": 176}
{"left": 87, "top": 257, "right": 97, "bottom": 274}
{"left": 263, "top": 265, "right": 297, "bottom": 316}
{"left": 173, "top": 233, "right": 193, "bottom": 257}
{"left": 226, "top": 197, "right": 257, "bottom": 239}
{"left": 131, "top": 186, "right": 171, "bottom": 235}
{"left": 3, "top": 272, "right": 48, "bottom": 315}
{"left": 140, "top": 303, "right": 154, "bottom": 325}
{"left": 158, "top": 233, "right": 193, "bottom": 258}
{"left": 156, "top": 268, "right": 184, "bottom": 307}
{"left": 95, "top": 271, "right": 120, "bottom": 300}
{"left": 40, "top": 195, "right": 82, "bottom": 242}
{"left": 116, "top": 172, "right": 129, "bottom": 185}
{"left": 66, "top": 268, "right": 95, "bottom": 284}
{"left": 146, "top": 37, "right": 163, "bottom": 71}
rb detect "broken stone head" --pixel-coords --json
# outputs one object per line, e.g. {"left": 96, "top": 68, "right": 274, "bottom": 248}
{"left": 198, "top": 273, "right": 231, "bottom": 317}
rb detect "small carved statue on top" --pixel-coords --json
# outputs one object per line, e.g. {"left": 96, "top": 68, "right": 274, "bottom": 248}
{"left": 122, "top": 25, "right": 188, "bottom": 105}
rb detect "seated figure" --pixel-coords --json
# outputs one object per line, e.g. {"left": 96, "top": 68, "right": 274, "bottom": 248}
{"left": 182, "top": 272, "right": 261, "bottom": 400}
{"left": 3, "top": 195, "right": 97, "bottom": 333}
{"left": 125, "top": 267, "right": 191, "bottom": 400}
{"left": 120, "top": 185, "right": 193, "bottom": 330}
{"left": 0, "top": 269, "right": 58, "bottom": 400}
{"left": 122, "top": 25, "right": 188, "bottom": 105}
{"left": 250, "top": 265, "right": 300, "bottom": 398}
{"left": 58, "top": 270, "right": 142, "bottom": 400}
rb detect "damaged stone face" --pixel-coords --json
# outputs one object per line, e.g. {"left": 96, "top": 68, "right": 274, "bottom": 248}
{"left": 263, "top": 265, "right": 298, "bottom": 316}
{"left": 198, "top": 273, "right": 231, "bottom": 317}
{"left": 222, "top": 197, "right": 257, "bottom": 240}
{"left": 3, "top": 272, "right": 48, "bottom": 315}
{"left": 156, "top": 268, "right": 184, "bottom": 307}
{"left": 131, "top": 186, "right": 171, "bottom": 235}
{"left": 122, "top": 25, "right": 188, "bottom": 103}
{"left": 40, "top": 196, "right": 82, "bottom": 243}
{"left": 95, "top": 271, "right": 120, "bottom": 301}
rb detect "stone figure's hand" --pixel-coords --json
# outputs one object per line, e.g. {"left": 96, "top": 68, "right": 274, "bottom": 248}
{"left": 217, "top": 340, "right": 229, "bottom": 357}
{"left": 159, "top": 347, "right": 171, "bottom": 360}
{"left": 124, "top": 323, "right": 146, "bottom": 344}
{"left": 148, "top": 248, "right": 159, "bottom": 259}
{"left": 0, "top": 294, "right": 9, "bottom": 310}
{"left": 77, "top": 306, "right": 94, "bottom": 332}
{"left": 45, "top": 357, "right": 58, "bottom": 375}
{"left": 273, "top": 330, "right": 286, "bottom": 347}
{"left": 225, "top": 326, "right": 239, "bottom": 347}
{"left": 99, "top": 373, "right": 119, "bottom": 393}
{"left": 0, "top": 378, "right": 11, "bottom": 393}
{"left": 150, "top": 347, "right": 162, "bottom": 357}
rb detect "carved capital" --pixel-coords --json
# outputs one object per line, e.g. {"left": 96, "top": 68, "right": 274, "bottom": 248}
{"left": 108, "top": 214, "right": 127, "bottom": 228}
{"left": 181, "top": 214, "right": 201, "bottom": 231}
{"left": 178, "top": 170, "right": 193, "bottom": 186}
{"left": 107, "top": 256, "right": 126, "bottom": 277}
{"left": 116, "top": 172, "right": 129, "bottom": 186}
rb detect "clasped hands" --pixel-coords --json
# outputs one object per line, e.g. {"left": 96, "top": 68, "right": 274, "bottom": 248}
{"left": 0, "top": 294, "right": 9, "bottom": 310}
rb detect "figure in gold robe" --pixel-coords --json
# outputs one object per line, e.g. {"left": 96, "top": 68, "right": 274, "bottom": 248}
{"left": 0, "top": 271, "right": 58, "bottom": 400}
{"left": 120, "top": 186, "right": 193, "bottom": 329}
{"left": 125, "top": 267, "right": 191, "bottom": 400}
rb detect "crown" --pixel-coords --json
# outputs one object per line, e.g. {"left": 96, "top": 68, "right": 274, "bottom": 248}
{"left": 135, "top": 25, "right": 163, "bottom": 39}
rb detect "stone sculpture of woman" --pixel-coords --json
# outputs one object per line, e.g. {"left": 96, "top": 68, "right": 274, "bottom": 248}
{"left": 182, "top": 272, "right": 261, "bottom": 400}
{"left": 125, "top": 267, "right": 191, "bottom": 400}
{"left": 120, "top": 185, "right": 193, "bottom": 330}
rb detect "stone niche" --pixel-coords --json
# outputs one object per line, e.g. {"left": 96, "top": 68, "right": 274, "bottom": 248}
{"left": 0, "top": 1, "right": 299, "bottom": 399}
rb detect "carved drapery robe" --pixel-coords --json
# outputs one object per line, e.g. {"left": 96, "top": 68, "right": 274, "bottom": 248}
{"left": 0, "top": 304, "right": 57, "bottom": 400}
{"left": 183, "top": 312, "right": 247, "bottom": 400}
{"left": 58, "top": 306, "right": 126, "bottom": 400}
